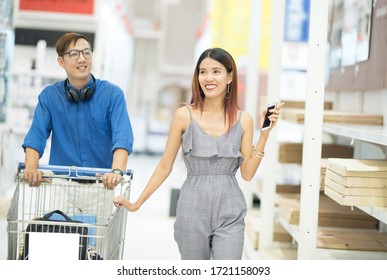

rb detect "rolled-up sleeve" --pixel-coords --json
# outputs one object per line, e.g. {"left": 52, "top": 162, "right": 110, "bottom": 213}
{"left": 110, "top": 89, "right": 134, "bottom": 155}
{"left": 22, "top": 92, "right": 52, "bottom": 157}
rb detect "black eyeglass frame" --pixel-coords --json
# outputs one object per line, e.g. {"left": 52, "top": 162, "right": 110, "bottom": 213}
{"left": 62, "top": 48, "right": 93, "bottom": 60}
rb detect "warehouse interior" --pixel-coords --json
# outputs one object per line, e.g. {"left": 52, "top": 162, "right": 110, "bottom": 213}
{"left": 1, "top": 0, "right": 387, "bottom": 262}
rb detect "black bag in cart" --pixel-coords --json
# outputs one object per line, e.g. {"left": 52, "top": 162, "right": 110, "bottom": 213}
{"left": 22, "top": 210, "right": 88, "bottom": 260}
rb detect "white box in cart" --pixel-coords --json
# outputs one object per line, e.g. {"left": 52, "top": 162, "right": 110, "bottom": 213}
{"left": 28, "top": 232, "right": 79, "bottom": 260}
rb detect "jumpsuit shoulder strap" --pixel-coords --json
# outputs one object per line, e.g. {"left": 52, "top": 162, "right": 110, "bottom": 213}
{"left": 185, "top": 105, "right": 193, "bottom": 119}
{"left": 238, "top": 110, "right": 244, "bottom": 121}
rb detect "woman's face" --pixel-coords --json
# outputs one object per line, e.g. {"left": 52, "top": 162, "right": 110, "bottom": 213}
{"left": 198, "top": 57, "right": 232, "bottom": 100}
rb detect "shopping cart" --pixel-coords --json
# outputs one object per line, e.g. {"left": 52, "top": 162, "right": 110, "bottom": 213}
{"left": 7, "top": 163, "right": 133, "bottom": 260}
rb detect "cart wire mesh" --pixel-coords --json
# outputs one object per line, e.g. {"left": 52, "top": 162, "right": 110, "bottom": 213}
{"left": 7, "top": 164, "right": 133, "bottom": 260}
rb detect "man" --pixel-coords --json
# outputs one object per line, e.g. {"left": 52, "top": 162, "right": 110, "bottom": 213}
{"left": 22, "top": 32, "right": 134, "bottom": 189}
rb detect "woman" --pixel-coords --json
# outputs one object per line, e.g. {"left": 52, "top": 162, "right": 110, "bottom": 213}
{"left": 114, "top": 47, "right": 284, "bottom": 259}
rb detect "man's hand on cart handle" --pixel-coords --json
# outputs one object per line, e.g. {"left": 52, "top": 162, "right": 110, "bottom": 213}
{"left": 96, "top": 172, "right": 122, "bottom": 190}
{"left": 113, "top": 196, "right": 140, "bottom": 212}
{"left": 23, "top": 169, "right": 51, "bottom": 187}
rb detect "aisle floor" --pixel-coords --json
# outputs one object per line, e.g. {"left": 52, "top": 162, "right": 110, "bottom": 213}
{"left": 121, "top": 153, "right": 181, "bottom": 260}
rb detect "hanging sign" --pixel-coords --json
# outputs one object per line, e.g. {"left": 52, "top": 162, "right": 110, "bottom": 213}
{"left": 284, "top": 0, "right": 310, "bottom": 42}
{"left": 19, "top": 0, "right": 94, "bottom": 15}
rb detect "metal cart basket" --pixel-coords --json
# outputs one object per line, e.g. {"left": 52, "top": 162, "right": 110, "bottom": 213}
{"left": 7, "top": 163, "right": 133, "bottom": 260}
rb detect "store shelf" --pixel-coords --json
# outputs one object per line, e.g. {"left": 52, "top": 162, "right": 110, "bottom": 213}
{"left": 323, "top": 123, "right": 387, "bottom": 146}
{"left": 276, "top": 208, "right": 387, "bottom": 259}
{"left": 244, "top": 231, "right": 297, "bottom": 260}
{"left": 315, "top": 248, "right": 387, "bottom": 260}
{"left": 276, "top": 209, "right": 300, "bottom": 243}
{"left": 323, "top": 123, "right": 387, "bottom": 225}
{"left": 243, "top": 233, "right": 260, "bottom": 260}
{"left": 258, "top": 247, "right": 297, "bottom": 260}
{"left": 356, "top": 206, "right": 387, "bottom": 225}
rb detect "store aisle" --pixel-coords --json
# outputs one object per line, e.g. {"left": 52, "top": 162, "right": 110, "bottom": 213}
{"left": 121, "top": 153, "right": 182, "bottom": 260}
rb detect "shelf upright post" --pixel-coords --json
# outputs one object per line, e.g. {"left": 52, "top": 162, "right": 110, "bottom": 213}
{"left": 258, "top": 0, "right": 285, "bottom": 250}
{"left": 297, "top": 0, "right": 329, "bottom": 259}
{"left": 244, "top": 0, "right": 262, "bottom": 124}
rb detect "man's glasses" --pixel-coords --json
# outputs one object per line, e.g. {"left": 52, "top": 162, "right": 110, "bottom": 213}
{"left": 62, "top": 48, "right": 93, "bottom": 60}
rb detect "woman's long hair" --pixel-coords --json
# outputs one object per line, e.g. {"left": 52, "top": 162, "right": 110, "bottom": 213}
{"left": 191, "top": 48, "right": 239, "bottom": 133}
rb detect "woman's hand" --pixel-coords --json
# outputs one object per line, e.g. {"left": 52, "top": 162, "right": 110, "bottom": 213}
{"left": 114, "top": 196, "right": 141, "bottom": 212}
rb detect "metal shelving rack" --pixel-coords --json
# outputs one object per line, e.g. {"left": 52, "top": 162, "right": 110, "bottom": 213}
{"left": 258, "top": 0, "right": 329, "bottom": 260}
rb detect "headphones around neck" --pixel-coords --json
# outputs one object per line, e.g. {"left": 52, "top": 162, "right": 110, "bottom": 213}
{"left": 64, "top": 74, "right": 96, "bottom": 102}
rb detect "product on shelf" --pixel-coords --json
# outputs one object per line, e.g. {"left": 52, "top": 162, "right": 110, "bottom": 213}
{"left": 277, "top": 193, "right": 379, "bottom": 229}
{"left": 281, "top": 109, "right": 383, "bottom": 125}
{"left": 324, "top": 158, "right": 387, "bottom": 207}
{"left": 278, "top": 142, "right": 354, "bottom": 163}
{"left": 317, "top": 229, "right": 387, "bottom": 252}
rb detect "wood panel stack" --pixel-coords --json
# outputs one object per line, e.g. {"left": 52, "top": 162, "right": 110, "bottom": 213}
{"left": 277, "top": 193, "right": 379, "bottom": 229}
{"left": 280, "top": 99, "right": 333, "bottom": 110}
{"left": 317, "top": 230, "right": 387, "bottom": 252}
{"left": 281, "top": 109, "right": 384, "bottom": 125}
{"left": 324, "top": 158, "right": 387, "bottom": 207}
{"left": 278, "top": 143, "right": 354, "bottom": 163}
{"left": 276, "top": 143, "right": 352, "bottom": 193}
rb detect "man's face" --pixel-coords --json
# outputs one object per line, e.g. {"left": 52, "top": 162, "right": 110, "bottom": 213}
{"left": 58, "top": 38, "right": 93, "bottom": 87}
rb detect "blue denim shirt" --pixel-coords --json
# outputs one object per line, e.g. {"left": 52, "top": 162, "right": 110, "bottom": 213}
{"left": 22, "top": 76, "right": 134, "bottom": 169}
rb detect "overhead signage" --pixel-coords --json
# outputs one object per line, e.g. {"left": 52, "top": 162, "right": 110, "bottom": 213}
{"left": 19, "top": 0, "right": 94, "bottom": 15}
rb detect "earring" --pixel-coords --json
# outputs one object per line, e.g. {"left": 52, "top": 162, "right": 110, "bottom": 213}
{"left": 225, "top": 83, "right": 231, "bottom": 99}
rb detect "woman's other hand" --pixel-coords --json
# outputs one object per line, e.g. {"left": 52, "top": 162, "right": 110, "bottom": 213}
{"left": 114, "top": 196, "right": 141, "bottom": 212}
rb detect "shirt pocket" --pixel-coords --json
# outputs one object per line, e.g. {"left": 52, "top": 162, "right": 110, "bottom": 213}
{"left": 91, "top": 118, "right": 111, "bottom": 146}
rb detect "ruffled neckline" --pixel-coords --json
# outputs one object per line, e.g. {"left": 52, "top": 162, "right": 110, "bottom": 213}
{"left": 181, "top": 118, "right": 243, "bottom": 158}
{"left": 187, "top": 119, "right": 240, "bottom": 139}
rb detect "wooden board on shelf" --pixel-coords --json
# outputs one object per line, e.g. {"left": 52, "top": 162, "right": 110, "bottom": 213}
{"left": 282, "top": 109, "right": 383, "bottom": 125}
{"left": 324, "top": 186, "right": 387, "bottom": 207}
{"left": 276, "top": 184, "right": 301, "bottom": 194}
{"left": 280, "top": 99, "right": 333, "bottom": 110}
{"left": 278, "top": 143, "right": 353, "bottom": 163}
{"left": 245, "top": 209, "right": 293, "bottom": 250}
{"left": 317, "top": 229, "right": 387, "bottom": 252}
{"left": 326, "top": 169, "right": 387, "bottom": 188}
{"left": 255, "top": 179, "right": 301, "bottom": 195}
{"left": 326, "top": 158, "right": 387, "bottom": 178}
{"left": 325, "top": 178, "right": 387, "bottom": 197}
{"left": 277, "top": 193, "right": 379, "bottom": 229}
{"left": 259, "top": 248, "right": 297, "bottom": 260}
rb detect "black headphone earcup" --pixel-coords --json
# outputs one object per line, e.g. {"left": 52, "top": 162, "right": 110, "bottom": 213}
{"left": 79, "top": 87, "right": 93, "bottom": 100}
{"left": 67, "top": 88, "right": 79, "bottom": 102}
{"left": 64, "top": 74, "right": 95, "bottom": 102}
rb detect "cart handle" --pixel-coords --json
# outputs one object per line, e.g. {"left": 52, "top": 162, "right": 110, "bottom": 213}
{"left": 17, "top": 162, "right": 133, "bottom": 179}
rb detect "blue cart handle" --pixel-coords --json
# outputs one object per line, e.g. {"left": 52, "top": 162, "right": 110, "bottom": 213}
{"left": 17, "top": 162, "right": 133, "bottom": 179}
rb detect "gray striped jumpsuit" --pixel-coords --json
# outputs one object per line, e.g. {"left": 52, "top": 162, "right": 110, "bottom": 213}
{"left": 174, "top": 108, "right": 247, "bottom": 260}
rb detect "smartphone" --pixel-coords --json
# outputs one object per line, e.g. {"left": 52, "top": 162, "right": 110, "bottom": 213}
{"left": 262, "top": 102, "right": 277, "bottom": 131}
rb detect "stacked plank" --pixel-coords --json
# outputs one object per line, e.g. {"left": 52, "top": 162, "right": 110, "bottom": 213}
{"left": 278, "top": 143, "right": 354, "bottom": 163}
{"left": 324, "top": 158, "right": 387, "bottom": 207}
{"left": 317, "top": 230, "right": 387, "bottom": 252}
{"left": 277, "top": 193, "right": 379, "bottom": 229}
{"left": 281, "top": 109, "right": 383, "bottom": 125}
{"left": 320, "top": 159, "right": 327, "bottom": 191}
{"left": 280, "top": 99, "right": 333, "bottom": 110}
